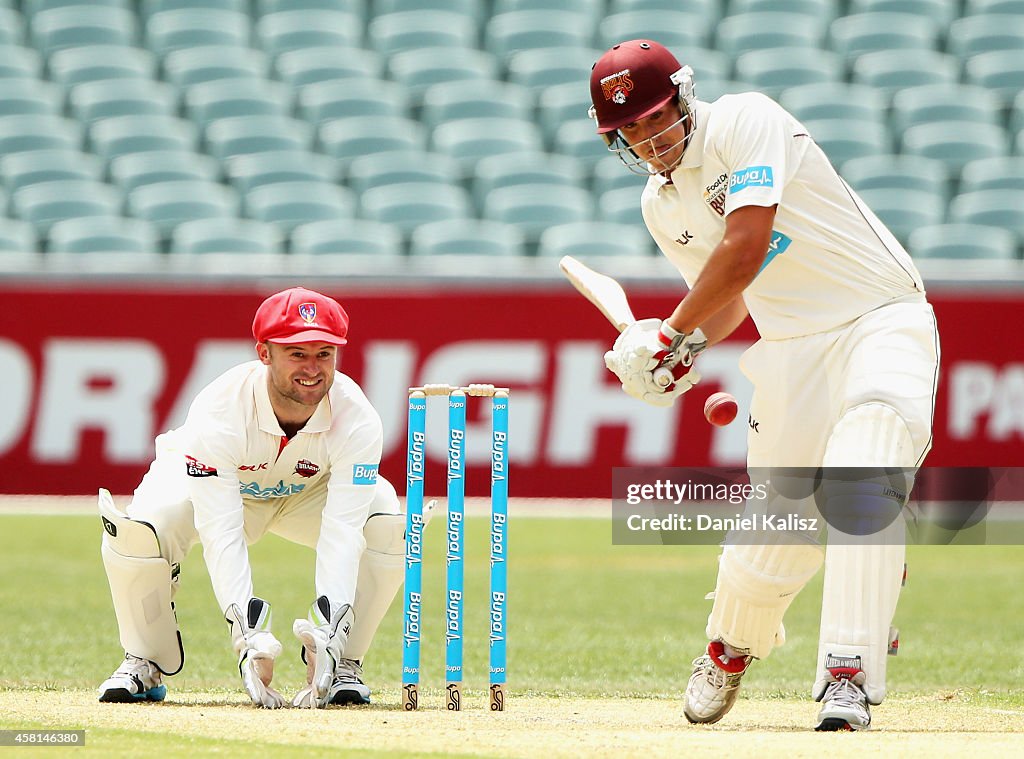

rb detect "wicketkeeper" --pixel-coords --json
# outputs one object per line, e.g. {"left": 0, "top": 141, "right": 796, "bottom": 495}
{"left": 97, "top": 287, "right": 407, "bottom": 708}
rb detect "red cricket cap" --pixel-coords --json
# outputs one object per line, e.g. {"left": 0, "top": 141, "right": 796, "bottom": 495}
{"left": 590, "top": 39, "right": 683, "bottom": 134}
{"left": 252, "top": 287, "right": 349, "bottom": 346}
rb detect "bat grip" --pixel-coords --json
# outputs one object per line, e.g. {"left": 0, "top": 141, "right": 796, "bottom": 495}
{"left": 653, "top": 367, "right": 673, "bottom": 387}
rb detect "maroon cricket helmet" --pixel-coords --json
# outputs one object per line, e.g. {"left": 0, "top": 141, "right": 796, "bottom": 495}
{"left": 590, "top": 40, "right": 685, "bottom": 134}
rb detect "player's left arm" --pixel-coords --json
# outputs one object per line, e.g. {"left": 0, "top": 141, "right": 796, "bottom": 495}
{"left": 701, "top": 293, "right": 750, "bottom": 346}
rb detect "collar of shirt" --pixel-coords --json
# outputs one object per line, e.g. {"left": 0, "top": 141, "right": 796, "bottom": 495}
{"left": 253, "top": 365, "right": 334, "bottom": 436}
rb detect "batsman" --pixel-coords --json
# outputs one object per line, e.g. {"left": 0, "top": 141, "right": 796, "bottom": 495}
{"left": 589, "top": 40, "right": 940, "bottom": 730}
{"left": 96, "top": 287, "right": 407, "bottom": 708}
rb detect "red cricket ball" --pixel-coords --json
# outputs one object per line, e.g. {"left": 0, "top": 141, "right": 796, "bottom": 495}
{"left": 704, "top": 392, "right": 739, "bottom": 427}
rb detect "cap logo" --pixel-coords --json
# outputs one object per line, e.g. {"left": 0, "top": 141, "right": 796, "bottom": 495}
{"left": 600, "top": 68, "right": 633, "bottom": 104}
{"left": 297, "top": 302, "right": 318, "bottom": 326}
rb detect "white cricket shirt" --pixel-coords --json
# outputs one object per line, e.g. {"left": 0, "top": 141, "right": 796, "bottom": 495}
{"left": 168, "top": 360, "right": 383, "bottom": 616}
{"left": 642, "top": 93, "right": 925, "bottom": 340}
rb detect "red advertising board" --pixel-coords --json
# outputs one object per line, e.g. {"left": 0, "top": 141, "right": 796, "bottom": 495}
{"left": 0, "top": 282, "right": 1021, "bottom": 497}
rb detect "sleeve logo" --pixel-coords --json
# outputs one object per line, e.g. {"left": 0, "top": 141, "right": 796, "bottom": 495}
{"left": 729, "top": 166, "right": 774, "bottom": 193}
{"left": 353, "top": 464, "right": 379, "bottom": 485}
{"left": 185, "top": 455, "right": 217, "bottom": 478}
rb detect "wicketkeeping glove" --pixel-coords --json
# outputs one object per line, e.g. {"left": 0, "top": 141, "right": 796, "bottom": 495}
{"left": 291, "top": 596, "right": 354, "bottom": 709}
{"left": 226, "top": 597, "right": 285, "bottom": 709}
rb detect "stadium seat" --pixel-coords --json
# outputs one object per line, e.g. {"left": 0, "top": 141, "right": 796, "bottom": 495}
{"left": 259, "top": 0, "right": 365, "bottom": 16}
{"left": 368, "top": 10, "right": 476, "bottom": 56}
{"left": 779, "top": 83, "right": 886, "bottom": 125}
{"left": 483, "top": 184, "right": 593, "bottom": 242}
{"left": 318, "top": 116, "right": 427, "bottom": 165}
{"left": 186, "top": 79, "right": 293, "bottom": 128}
{"left": 47, "top": 44, "right": 156, "bottom": 86}
{"left": 901, "top": 122, "right": 1009, "bottom": 174}
{"left": 736, "top": 48, "right": 844, "bottom": 99}
{"left": 90, "top": 115, "right": 199, "bottom": 161}
{"left": 30, "top": 6, "right": 136, "bottom": 54}
{"left": 141, "top": 0, "right": 248, "bottom": 19}
{"left": 848, "top": 0, "right": 956, "bottom": 26}
{"left": 346, "top": 150, "right": 461, "bottom": 194}
{"left": 855, "top": 187, "right": 945, "bottom": 244}
{"left": 960, "top": 157, "right": 1024, "bottom": 194}
{"left": 804, "top": 118, "right": 892, "bottom": 165}
{"left": 677, "top": 47, "right": 731, "bottom": 83}
{"left": 162, "top": 46, "right": 269, "bottom": 87}
{"left": 947, "top": 14, "right": 1024, "bottom": 60}
{"left": 274, "top": 46, "right": 382, "bottom": 87}
{"left": 727, "top": 0, "right": 839, "bottom": 21}
{"left": 592, "top": 155, "right": 646, "bottom": 196}
{"left": 24, "top": 0, "right": 131, "bottom": 16}
{"left": 1, "top": 149, "right": 104, "bottom": 192}
{"left": 243, "top": 181, "right": 356, "bottom": 234}
{"left": 126, "top": 180, "right": 239, "bottom": 238}
{"left": 964, "top": 51, "right": 1024, "bottom": 104}
{"left": 12, "top": 179, "right": 122, "bottom": 235}
{"left": 0, "top": 114, "right": 82, "bottom": 155}
{"left": 48, "top": 215, "right": 160, "bottom": 254}
{"left": 1011, "top": 91, "right": 1024, "bottom": 138}
{"left": 387, "top": 47, "right": 499, "bottom": 102}
{"left": 70, "top": 79, "right": 177, "bottom": 124}
{"left": 298, "top": 79, "right": 409, "bottom": 125}
{"left": 224, "top": 150, "right": 340, "bottom": 194}
{"left": 965, "top": 0, "right": 1024, "bottom": 13}
{"left": 948, "top": 189, "right": 1024, "bottom": 239}
{"left": 487, "top": 10, "right": 594, "bottom": 61}
{"left": 145, "top": 9, "right": 250, "bottom": 56}
{"left": 536, "top": 81, "right": 596, "bottom": 145}
{"left": 538, "top": 220, "right": 652, "bottom": 258}
{"left": 473, "top": 152, "right": 587, "bottom": 206}
{"left": 409, "top": 219, "right": 527, "bottom": 256}
{"left": 851, "top": 49, "right": 960, "bottom": 98}
{"left": 0, "top": 79, "right": 62, "bottom": 117}
{"left": 716, "top": 12, "right": 825, "bottom": 56}
{"left": 0, "top": 217, "right": 38, "bottom": 254}
{"left": 256, "top": 10, "right": 361, "bottom": 55}
{"left": 431, "top": 117, "right": 543, "bottom": 176}
{"left": 0, "top": 8, "right": 22, "bottom": 46}
{"left": 829, "top": 13, "right": 940, "bottom": 65}
{"left": 908, "top": 223, "right": 1018, "bottom": 260}
{"left": 360, "top": 181, "right": 474, "bottom": 235}
{"left": 290, "top": 218, "right": 404, "bottom": 256}
{"left": 598, "top": 10, "right": 710, "bottom": 51}
{"left": 553, "top": 119, "right": 615, "bottom": 170}
{"left": 505, "top": 46, "right": 604, "bottom": 94}
{"left": 699, "top": 79, "right": 757, "bottom": 101}
{"left": 204, "top": 116, "right": 313, "bottom": 160}
{"left": 0, "top": 45, "right": 42, "bottom": 79}
{"left": 420, "top": 80, "right": 532, "bottom": 131}
{"left": 170, "top": 217, "right": 284, "bottom": 254}
{"left": 597, "top": 186, "right": 645, "bottom": 228}
{"left": 841, "top": 154, "right": 949, "bottom": 201}
{"left": 496, "top": 0, "right": 604, "bottom": 20}
{"left": 890, "top": 84, "right": 1002, "bottom": 134}
{"left": 109, "top": 150, "right": 221, "bottom": 193}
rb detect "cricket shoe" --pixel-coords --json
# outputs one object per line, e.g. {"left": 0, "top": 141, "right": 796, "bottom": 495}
{"left": 328, "top": 658, "right": 371, "bottom": 705}
{"left": 98, "top": 654, "right": 167, "bottom": 703}
{"left": 815, "top": 654, "right": 871, "bottom": 731}
{"left": 683, "top": 640, "right": 753, "bottom": 724}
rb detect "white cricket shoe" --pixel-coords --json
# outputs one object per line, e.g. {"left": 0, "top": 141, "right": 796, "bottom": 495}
{"left": 98, "top": 655, "right": 166, "bottom": 703}
{"left": 815, "top": 654, "right": 871, "bottom": 731}
{"left": 328, "top": 658, "right": 371, "bottom": 705}
{"left": 683, "top": 640, "right": 752, "bottom": 724}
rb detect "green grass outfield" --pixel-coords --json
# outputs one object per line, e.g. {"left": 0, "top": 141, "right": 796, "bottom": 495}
{"left": 1, "top": 510, "right": 1023, "bottom": 757}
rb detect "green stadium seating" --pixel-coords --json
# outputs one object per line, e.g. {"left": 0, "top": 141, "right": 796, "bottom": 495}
{"left": 360, "top": 181, "right": 474, "bottom": 235}
{"left": 851, "top": 49, "right": 960, "bottom": 98}
{"left": 890, "top": 84, "right": 1002, "bottom": 133}
{"left": 420, "top": 80, "right": 533, "bottom": 131}
{"left": 716, "top": 12, "right": 825, "bottom": 57}
{"left": 0, "top": 78, "right": 61, "bottom": 116}
{"left": 274, "top": 46, "right": 381, "bottom": 87}
{"left": 204, "top": 115, "right": 313, "bottom": 160}
{"left": 505, "top": 47, "right": 603, "bottom": 94}
{"left": 256, "top": 10, "right": 361, "bottom": 55}
{"left": 0, "top": 114, "right": 82, "bottom": 154}
{"left": 369, "top": 10, "right": 476, "bottom": 56}
{"left": 243, "top": 181, "right": 356, "bottom": 234}
{"left": 728, "top": 0, "right": 838, "bottom": 22}
{"left": 856, "top": 187, "right": 946, "bottom": 243}
{"left": 70, "top": 79, "right": 176, "bottom": 124}
{"left": 30, "top": 6, "right": 136, "bottom": 54}
{"left": 803, "top": 118, "right": 891, "bottom": 165}
{"left": 430, "top": 116, "right": 543, "bottom": 176}
{"left": 592, "top": 155, "right": 646, "bottom": 196}
{"left": 849, "top": 0, "right": 956, "bottom": 26}
{"left": 736, "top": 48, "right": 844, "bottom": 99}
{"left": 410, "top": 219, "right": 527, "bottom": 256}
{"left": 949, "top": 189, "right": 1024, "bottom": 239}
{"left": 1, "top": 149, "right": 104, "bottom": 192}
{"left": 290, "top": 218, "right": 404, "bottom": 256}
{"left": 908, "top": 223, "right": 1018, "bottom": 260}
{"left": 960, "top": 157, "right": 1024, "bottom": 194}
{"left": 372, "top": 0, "right": 479, "bottom": 23}
{"left": 553, "top": 119, "right": 612, "bottom": 170}
{"left": 109, "top": 150, "right": 221, "bottom": 193}
{"left": 482, "top": 183, "right": 593, "bottom": 242}
{"left": 126, "top": 179, "right": 239, "bottom": 237}
{"left": 48, "top": 215, "right": 160, "bottom": 254}
{"left": 346, "top": 150, "right": 460, "bottom": 194}
{"left": 828, "top": 13, "right": 939, "bottom": 64}
{"left": 145, "top": 9, "right": 249, "bottom": 56}
{"left": 598, "top": 10, "right": 710, "bottom": 51}
{"left": 186, "top": 79, "right": 293, "bottom": 128}
{"left": 90, "top": 115, "right": 199, "bottom": 161}
{"left": 538, "top": 221, "right": 652, "bottom": 257}
{"left": 170, "top": 217, "right": 285, "bottom": 254}
{"left": 298, "top": 79, "right": 409, "bottom": 125}
{"left": 964, "top": 50, "right": 1024, "bottom": 104}
{"left": 163, "top": 46, "right": 268, "bottom": 87}
{"left": 779, "top": 83, "right": 887, "bottom": 125}
{"left": 487, "top": 10, "right": 594, "bottom": 61}
{"left": 842, "top": 154, "right": 949, "bottom": 201}
{"left": 258, "top": 0, "right": 364, "bottom": 17}
{"left": 947, "top": 14, "right": 1024, "bottom": 60}
{"left": 0, "top": 45, "right": 42, "bottom": 79}
{"left": 318, "top": 116, "right": 427, "bottom": 165}
{"left": 141, "top": 0, "right": 248, "bottom": 19}
{"left": 901, "top": 122, "right": 1009, "bottom": 173}
{"left": 12, "top": 179, "right": 122, "bottom": 235}
{"left": 387, "top": 47, "right": 499, "bottom": 102}
{"left": 473, "top": 152, "right": 587, "bottom": 207}
{"left": 224, "top": 150, "right": 340, "bottom": 194}
{"left": 965, "top": 0, "right": 1024, "bottom": 13}
{"left": 0, "top": 217, "right": 38, "bottom": 253}
{"left": 535, "top": 81, "right": 595, "bottom": 145}
{"left": 0, "top": 8, "right": 22, "bottom": 46}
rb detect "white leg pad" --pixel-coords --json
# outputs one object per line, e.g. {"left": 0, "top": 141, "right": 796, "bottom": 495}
{"left": 706, "top": 539, "right": 824, "bottom": 660}
{"left": 344, "top": 479, "right": 405, "bottom": 662}
{"left": 815, "top": 404, "right": 915, "bottom": 705}
{"left": 99, "top": 489, "right": 183, "bottom": 675}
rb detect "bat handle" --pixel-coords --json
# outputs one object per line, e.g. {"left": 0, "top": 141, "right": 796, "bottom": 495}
{"left": 653, "top": 367, "right": 673, "bottom": 387}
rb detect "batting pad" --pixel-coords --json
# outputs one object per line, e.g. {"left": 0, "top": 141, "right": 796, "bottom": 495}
{"left": 345, "top": 505, "right": 406, "bottom": 661}
{"left": 815, "top": 403, "right": 915, "bottom": 705}
{"left": 99, "top": 489, "right": 184, "bottom": 675}
{"left": 706, "top": 538, "right": 824, "bottom": 660}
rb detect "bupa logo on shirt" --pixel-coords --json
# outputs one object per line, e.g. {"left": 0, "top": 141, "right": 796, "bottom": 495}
{"left": 729, "top": 166, "right": 774, "bottom": 193}
{"left": 353, "top": 464, "right": 379, "bottom": 485}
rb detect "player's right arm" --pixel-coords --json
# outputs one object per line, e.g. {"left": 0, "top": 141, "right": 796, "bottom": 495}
{"left": 701, "top": 295, "right": 749, "bottom": 346}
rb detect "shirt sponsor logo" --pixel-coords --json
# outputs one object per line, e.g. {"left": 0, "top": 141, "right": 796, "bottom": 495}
{"left": 294, "top": 459, "right": 319, "bottom": 478}
{"left": 600, "top": 68, "right": 634, "bottom": 104}
{"left": 185, "top": 455, "right": 217, "bottom": 478}
{"left": 240, "top": 480, "right": 306, "bottom": 498}
{"left": 239, "top": 462, "right": 268, "bottom": 471}
{"left": 729, "top": 166, "right": 775, "bottom": 193}
{"left": 675, "top": 230, "right": 694, "bottom": 246}
{"left": 704, "top": 173, "right": 728, "bottom": 217}
{"left": 758, "top": 231, "right": 792, "bottom": 273}
{"left": 353, "top": 464, "right": 379, "bottom": 485}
